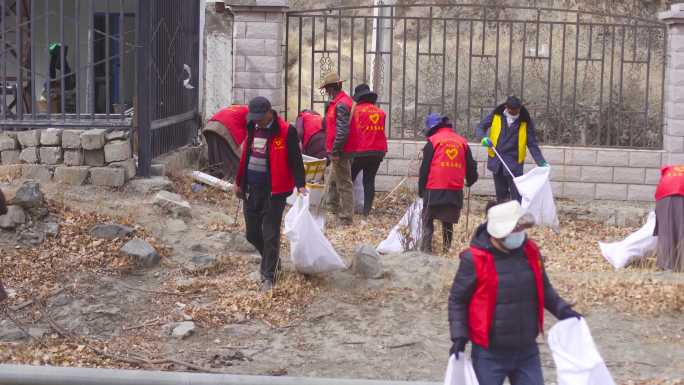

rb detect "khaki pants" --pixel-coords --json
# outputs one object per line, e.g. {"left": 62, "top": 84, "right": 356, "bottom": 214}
{"left": 326, "top": 157, "right": 354, "bottom": 222}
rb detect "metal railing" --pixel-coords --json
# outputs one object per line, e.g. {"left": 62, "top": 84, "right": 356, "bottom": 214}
{"left": 284, "top": 3, "right": 666, "bottom": 149}
{"left": 0, "top": 0, "right": 137, "bottom": 128}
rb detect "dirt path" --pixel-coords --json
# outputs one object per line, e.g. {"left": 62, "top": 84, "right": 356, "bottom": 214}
{"left": 1, "top": 178, "right": 682, "bottom": 384}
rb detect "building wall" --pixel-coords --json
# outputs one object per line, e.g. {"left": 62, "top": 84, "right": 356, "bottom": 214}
{"left": 203, "top": 2, "right": 234, "bottom": 119}
{"left": 376, "top": 140, "right": 665, "bottom": 202}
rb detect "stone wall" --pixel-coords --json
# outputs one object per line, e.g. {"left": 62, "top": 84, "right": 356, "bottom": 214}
{"left": 0, "top": 129, "right": 135, "bottom": 187}
{"left": 376, "top": 140, "right": 665, "bottom": 202}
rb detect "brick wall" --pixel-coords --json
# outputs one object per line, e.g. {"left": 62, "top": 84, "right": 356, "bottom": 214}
{"left": 376, "top": 140, "right": 665, "bottom": 202}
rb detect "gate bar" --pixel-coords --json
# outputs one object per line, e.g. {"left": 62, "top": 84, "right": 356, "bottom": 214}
{"left": 0, "top": 365, "right": 441, "bottom": 385}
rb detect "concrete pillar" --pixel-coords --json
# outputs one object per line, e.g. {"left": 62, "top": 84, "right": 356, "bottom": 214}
{"left": 231, "top": 0, "right": 288, "bottom": 113}
{"left": 659, "top": 4, "right": 684, "bottom": 165}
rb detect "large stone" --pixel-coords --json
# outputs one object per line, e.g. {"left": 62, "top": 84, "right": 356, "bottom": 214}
{"left": 0, "top": 205, "right": 26, "bottom": 229}
{"left": 10, "top": 180, "right": 45, "bottom": 208}
{"left": 62, "top": 129, "right": 83, "bottom": 149}
{"left": 208, "top": 232, "right": 256, "bottom": 253}
{"left": 19, "top": 147, "right": 39, "bottom": 164}
{"left": 120, "top": 238, "right": 160, "bottom": 267}
{"left": 171, "top": 321, "right": 196, "bottom": 339}
{"left": 90, "top": 167, "right": 125, "bottom": 187}
{"left": 109, "top": 158, "right": 136, "bottom": 180}
{"left": 104, "top": 140, "right": 131, "bottom": 163}
{"left": 90, "top": 223, "right": 135, "bottom": 239}
{"left": 21, "top": 165, "right": 52, "bottom": 183}
{"left": 54, "top": 166, "right": 90, "bottom": 185}
{"left": 17, "top": 130, "right": 41, "bottom": 147}
{"left": 153, "top": 191, "right": 191, "bottom": 218}
{"left": 39, "top": 147, "right": 63, "bottom": 165}
{"left": 128, "top": 177, "right": 174, "bottom": 195}
{"left": 84, "top": 149, "right": 106, "bottom": 167}
{"left": 190, "top": 255, "right": 219, "bottom": 271}
{"left": 1, "top": 150, "right": 20, "bottom": 165}
{"left": 40, "top": 128, "right": 62, "bottom": 146}
{"left": 105, "top": 130, "right": 129, "bottom": 141}
{"left": 352, "top": 245, "right": 383, "bottom": 279}
{"left": 0, "top": 135, "right": 17, "bottom": 151}
{"left": 80, "top": 129, "right": 106, "bottom": 150}
{"left": 64, "top": 150, "right": 84, "bottom": 166}
{"left": 0, "top": 320, "right": 27, "bottom": 341}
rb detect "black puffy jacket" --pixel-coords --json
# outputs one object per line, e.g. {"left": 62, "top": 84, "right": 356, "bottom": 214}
{"left": 448, "top": 223, "right": 573, "bottom": 350}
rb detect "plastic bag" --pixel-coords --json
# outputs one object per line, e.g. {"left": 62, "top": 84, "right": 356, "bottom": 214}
{"left": 514, "top": 166, "right": 560, "bottom": 232}
{"left": 376, "top": 198, "right": 423, "bottom": 254}
{"left": 284, "top": 195, "right": 346, "bottom": 274}
{"left": 548, "top": 318, "right": 616, "bottom": 385}
{"left": 353, "top": 171, "right": 365, "bottom": 214}
{"left": 444, "top": 354, "right": 479, "bottom": 385}
{"left": 599, "top": 211, "right": 657, "bottom": 270}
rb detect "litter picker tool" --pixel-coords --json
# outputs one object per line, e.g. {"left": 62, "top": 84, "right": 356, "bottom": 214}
{"left": 489, "top": 145, "right": 516, "bottom": 180}
{"left": 463, "top": 186, "right": 471, "bottom": 242}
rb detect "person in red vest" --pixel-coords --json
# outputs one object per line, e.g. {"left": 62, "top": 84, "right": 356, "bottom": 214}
{"left": 235, "top": 97, "right": 306, "bottom": 292}
{"left": 295, "top": 110, "right": 326, "bottom": 159}
{"left": 448, "top": 200, "right": 581, "bottom": 385}
{"left": 202, "top": 104, "right": 249, "bottom": 180}
{"left": 321, "top": 73, "right": 355, "bottom": 225}
{"left": 349, "top": 84, "right": 387, "bottom": 216}
{"left": 654, "top": 165, "right": 684, "bottom": 272}
{"left": 418, "top": 113, "right": 478, "bottom": 253}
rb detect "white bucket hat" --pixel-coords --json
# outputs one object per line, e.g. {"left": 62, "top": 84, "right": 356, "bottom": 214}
{"left": 486, "top": 200, "right": 531, "bottom": 238}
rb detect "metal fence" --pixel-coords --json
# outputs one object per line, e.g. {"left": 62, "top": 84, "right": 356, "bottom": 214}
{"left": 0, "top": 0, "right": 200, "bottom": 176}
{"left": 284, "top": 3, "right": 666, "bottom": 149}
{"left": 0, "top": 0, "right": 137, "bottom": 128}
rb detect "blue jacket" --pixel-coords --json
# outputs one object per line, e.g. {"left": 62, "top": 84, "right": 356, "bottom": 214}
{"left": 476, "top": 104, "right": 545, "bottom": 176}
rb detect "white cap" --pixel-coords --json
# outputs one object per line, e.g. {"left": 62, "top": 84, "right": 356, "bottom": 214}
{"left": 487, "top": 200, "right": 525, "bottom": 238}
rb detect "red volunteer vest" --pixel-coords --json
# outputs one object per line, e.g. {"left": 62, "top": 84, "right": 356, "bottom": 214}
{"left": 236, "top": 117, "right": 295, "bottom": 195}
{"left": 300, "top": 111, "right": 323, "bottom": 148}
{"left": 209, "top": 105, "right": 249, "bottom": 145}
{"left": 426, "top": 127, "right": 469, "bottom": 190}
{"left": 655, "top": 165, "right": 684, "bottom": 201}
{"left": 350, "top": 102, "right": 388, "bottom": 153}
{"left": 467, "top": 240, "right": 545, "bottom": 349}
{"left": 324, "top": 91, "right": 353, "bottom": 154}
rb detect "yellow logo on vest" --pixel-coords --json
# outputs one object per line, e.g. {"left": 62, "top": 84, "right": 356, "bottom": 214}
{"left": 369, "top": 113, "right": 380, "bottom": 124}
{"left": 273, "top": 137, "right": 285, "bottom": 150}
{"left": 439, "top": 145, "right": 462, "bottom": 168}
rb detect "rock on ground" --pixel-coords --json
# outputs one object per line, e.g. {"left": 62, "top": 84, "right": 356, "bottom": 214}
{"left": 120, "top": 238, "right": 160, "bottom": 267}
{"left": 10, "top": 180, "right": 45, "bottom": 208}
{"left": 153, "top": 190, "right": 191, "bottom": 218}
{"left": 0, "top": 320, "right": 27, "bottom": 341}
{"left": 127, "top": 177, "right": 174, "bottom": 195}
{"left": 209, "top": 232, "right": 257, "bottom": 253}
{"left": 90, "top": 223, "right": 135, "bottom": 239}
{"left": 0, "top": 205, "right": 26, "bottom": 229}
{"left": 352, "top": 245, "right": 383, "bottom": 279}
{"left": 190, "top": 254, "right": 219, "bottom": 271}
{"left": 171, "top": 321, "right": 196, "bottom": 339}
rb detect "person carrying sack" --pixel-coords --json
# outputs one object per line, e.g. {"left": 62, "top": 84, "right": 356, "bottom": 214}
{"left": 349, "top": 83, "right": 387, "bottom": 216}
{"left": 234, "top": 97, "right": 307, "bottom": 292}
{"left": 476, "top": 96, "right": 547, "bottom": 203}
{"left": 295, "top": 110, "right": 326, "bottom": 159}
{"left": 654, "top": 165, "right": 684, "bottom": 272}
{"left": 448, "top": 200, "right": 581, "bottom": 385}
{"left": 321, "top": 73, "right": 355, "bottom": 225}
{"left": 418, "top": 113, "right": 478, "bottom": 253}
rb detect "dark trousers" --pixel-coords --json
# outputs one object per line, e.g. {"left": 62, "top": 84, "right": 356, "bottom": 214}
{"left": 493, "top": 168, "right": 521, "bottom": 203}
{"left": 244, "top": 185, "right": 286, "bottom": 282}
{"left": 351, "top": 155, "right": 383, "bottom": 216}
{"left": 420, "top": 220, "right": 453, "bottom": 253}
{"left": 471, "top": 344, "right": 544, "bottom": 385}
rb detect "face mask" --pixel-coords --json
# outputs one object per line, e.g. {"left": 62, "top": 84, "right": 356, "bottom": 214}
{"left": 505, "top": 109, "right": 519, "bottom": 119}
{"left": 502, "top": 231, "right": 526, "bottom": 250}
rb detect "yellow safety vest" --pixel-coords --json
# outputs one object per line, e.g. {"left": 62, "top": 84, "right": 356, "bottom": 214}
{"left": 487, "top": 114, "right": 527, "bottom": 164}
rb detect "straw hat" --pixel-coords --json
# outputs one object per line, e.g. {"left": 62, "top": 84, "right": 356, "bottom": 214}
{"left": 319, "top": 73, "right": 344, "bottom": 89}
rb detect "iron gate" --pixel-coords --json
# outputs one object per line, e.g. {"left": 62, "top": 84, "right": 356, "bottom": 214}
{"left": 136, "top": 0, "right": 200, "bottom": 176}
{"left": 284, "top": 4, "right": 666, "bottom": 149}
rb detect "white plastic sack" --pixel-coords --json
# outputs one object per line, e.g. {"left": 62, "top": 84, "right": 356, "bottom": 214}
{"left": 284, "top": 195, "right": 346, "bottom": 274}
{"left": 514, "top": 166, "right": 560, "bottom": 232}
{"left": 353, "top": 171, "right": 365, "bottom": 213}
{"left": 376, "top": 198, "right": 423, "bottom": 254}
{"left": 599, "top": 211, "right": 657, "bottom": 270}
{"left": 548, "top": 318, "right": 616, "bottom": 385}
{"left": 444, "top": 354, "right": 479, "bottom": 385}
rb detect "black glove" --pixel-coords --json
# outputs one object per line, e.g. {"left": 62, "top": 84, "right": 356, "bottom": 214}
{"left": 449, "top": 338, "right": 468, "bottom": 358}
{"left": 559, "top": 307, "right": 582, "bottom": 320}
